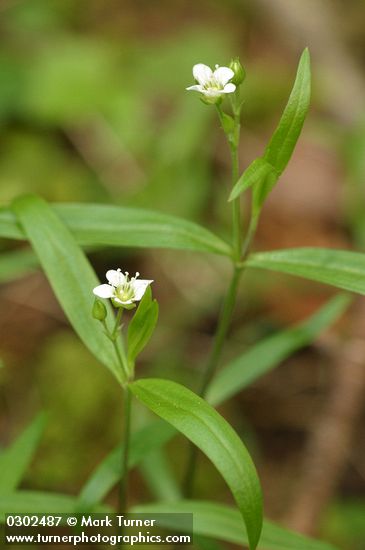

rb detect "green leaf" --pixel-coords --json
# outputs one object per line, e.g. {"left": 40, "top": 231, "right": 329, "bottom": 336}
{"left": 246, "top": 248, "right": 365, "bottom": 295}
{"left": 132, "top": 501, "right": 338, "bottom": 550}
{"left": 252, "top": 170, "right": 279, "bottom": 215}
{"left": 127, "top": 286, "right": 159, "bottom": 369}
{"left": 0, "top": 203, "right": 231, "bottom": 257}
{"left": 0, "top": 248, "right": 38, "bottom": 283}
{"left": 264, "top": 48, "right": 311, "bottom": 175}
{"left": 12, "top": 195, "right": 124, "bottom": 384}
{"left": 207, "top": 294, "right": 350, "bottom": 406}
{"left": 0, "top": 414, "right": 46, "bottom": 493}
{"left": 0, "top": 207, "right": 23, "bottom": 240}
{"left": 251, "top": 48, "right": 311, "bottom": 212}
{"left": 130, "top": 378, "right": 263, "bottom": 550}
{"left": 77, "top": 420, "right": 175, "bottom": 511}
{"left": 0, "top": 492, "right": 110, "bottom": 520}
{"left": 229, "top": 158, "right": 275, "bottom": 202}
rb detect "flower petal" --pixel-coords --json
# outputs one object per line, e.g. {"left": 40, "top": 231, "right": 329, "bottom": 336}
{"left": 193, "top": 64, "right": 212, "bottom": 85}
{"left": 106, "top": 269, "right": 125, "bottom": 287}
{"left": 93, "top": 284, "right": 115, "bottom": 299}
{"left": 214, "top": 66, "right": 234, "bottom": 86}
{"left": 132, "top": 279, "right": 153, "bottom": 301}
{"left": 186, "top": 84, "right": 204, "bottom": 92}
{"left": 222, "top": 83, "right": 236, "bottom": 94}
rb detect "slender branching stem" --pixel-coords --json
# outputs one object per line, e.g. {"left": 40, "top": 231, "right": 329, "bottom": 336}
{"left": 241, "top": 212, "right": 259, "bottom": 260}
{"left": 183, "top": 97, "right": 247, "bottom": 497}
{"left": 119, "top": 386, "right": 132, "bottom": 515}
{"left": 199, "top": 266, "right": 242, "bottom": 397}
{"left": 183, "top": 266, "right": 242, "bottom": 497}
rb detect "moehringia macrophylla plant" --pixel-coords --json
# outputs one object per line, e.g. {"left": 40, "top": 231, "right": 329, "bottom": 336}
{"left": 79, "top": 51, "right": 309, "bottom": 546}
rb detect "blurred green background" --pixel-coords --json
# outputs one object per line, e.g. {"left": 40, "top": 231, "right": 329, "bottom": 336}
{"left": 1, "top": 1, "right": 365, "bottom": 549}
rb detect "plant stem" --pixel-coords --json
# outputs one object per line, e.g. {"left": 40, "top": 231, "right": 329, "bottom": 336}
{"left": 199, "top": 266, "right": 242, "bottom": 397}
{"left": 112, "top": 306, "right": 124, "bottom": 339}
{"left": 119, "top": 386, "right": 132, "bottom": 514}
{"left": 182, "top": 265, "right": 242, "bottom": 498}
{"left": 230, "top": 138, "right": 242, "bottom": 262}
{"left": 242, "top": 213, "right": 258, "bottom": 260}
{"left": 183, "top": 94, "right": 259, "bottom": 497}
{"left": 103, "top": 308, "right": 129, "bottom": 381}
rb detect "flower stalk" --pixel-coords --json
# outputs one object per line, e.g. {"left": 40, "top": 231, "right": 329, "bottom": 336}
{"left": 119, "top": 386, "right": 132, "bottom": 515}
{"left": 184, "top": 60, "right": 259, "bottom": 496}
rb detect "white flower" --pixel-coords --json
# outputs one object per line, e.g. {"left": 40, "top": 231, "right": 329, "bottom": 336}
{"left": 186, "top": 63, "right": 236, "bottom": 102}
{"left": 93, "top": 269, "right": 153, "bottom": 307}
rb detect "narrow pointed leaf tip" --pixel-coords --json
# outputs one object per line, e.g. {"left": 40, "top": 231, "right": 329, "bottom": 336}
{"left": 130, "top": 378, "right": 263, "bottom": 549}
{"left": 264, "top": 48, "right": 311, "bottom": 176}
{"left": 228, "top": 49, "right": 310, "bottom": 207}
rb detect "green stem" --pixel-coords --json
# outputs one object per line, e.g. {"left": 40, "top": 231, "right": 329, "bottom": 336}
{"left": 112, "top": 307, "right": 124, "bottom": 339}
{"left": 183, "top": 266, "right": 242, "bottom": 498}
{"left": 198, "top": 266, "right": 242, "bottom": 397}
{"left": 103, "top": 308, "right": 129, "bottom": 381}
{"left": 242, "top": 212, "right": 259, "bottom": 260}
{"left": 231, "top": 146, "right": 242, "bottom": 261}
{"left": 183, "top": 94, "right": 252, "bottom": 497}
{"left": 119, "top": 386, "right": 132, "bottom": 515}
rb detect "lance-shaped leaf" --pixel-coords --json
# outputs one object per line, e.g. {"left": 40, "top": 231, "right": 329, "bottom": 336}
{"left": 127, "top": 286, "right": 159, "bottom": 370}
{"left": 229, "top": 158, "right": 276, "bottom": 202}
{"left": 246, "top": 248, "right": 365, "bottom": 295}
{"left": 207, "top": 294, "right": 350, "bottom": 406}
{"left": 253, "top": 48, "right": 311, "bottom": 211}
{"left": 12, "top": 195, "right": 124, "bottom": 384}
{"left": 264, "top": 48, "right": 311, "bottom": 175}
{"left": 133, "top": 501, "right": 338, "bottom": 550}
{"left": 0, "top": 203, "right": 231, "bottom": 257}
{"left": 0, "top": 248, "right": 39, "bottom": 283}
{"left": 0, "top": 413, "right": 46, "bottom": 492}
{"left": 130, "top": 378, "right": 263, "bottom": 550}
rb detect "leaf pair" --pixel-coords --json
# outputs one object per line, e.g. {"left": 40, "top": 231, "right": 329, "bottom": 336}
{"left": 229, "top": 48, "right": 311, "bottom": 213}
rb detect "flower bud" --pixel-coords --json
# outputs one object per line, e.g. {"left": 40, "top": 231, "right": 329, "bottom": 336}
{"left": 229, "top": 57, "right": 246, "bottom": 86}
{"left": 92, "top": 298, "right": 107, "bottom": 321}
